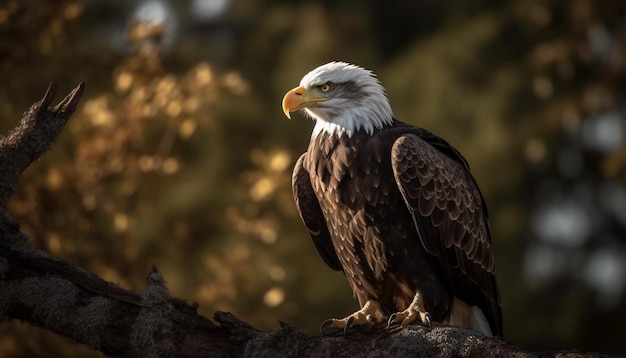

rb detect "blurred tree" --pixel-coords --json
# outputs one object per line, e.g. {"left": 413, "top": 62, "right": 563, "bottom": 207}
{"left": 0, "top": 0, "right": 624, "bottom": 356}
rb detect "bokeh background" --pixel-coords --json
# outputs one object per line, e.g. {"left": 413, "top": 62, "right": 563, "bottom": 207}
{"left": 1, "top": 0, "right": 625, "bottom": 356}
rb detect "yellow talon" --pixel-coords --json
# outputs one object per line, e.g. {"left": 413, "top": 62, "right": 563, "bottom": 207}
{"left": 387, "top": 291, "right": 432, "bottom": 327}
{"left": 320, "top": 300, "right": 387, "bottom": 334}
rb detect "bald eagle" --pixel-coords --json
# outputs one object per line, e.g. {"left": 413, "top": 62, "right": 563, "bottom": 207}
{"left": 282, "top": 62, "right": 502, "bottom": 337}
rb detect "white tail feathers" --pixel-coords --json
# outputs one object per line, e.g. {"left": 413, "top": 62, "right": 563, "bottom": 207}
{"left": 447, "top": 297, "right": 493, "bottom": 337}
{"left": 469, "top": 305, "right": 493, "bottom": 337}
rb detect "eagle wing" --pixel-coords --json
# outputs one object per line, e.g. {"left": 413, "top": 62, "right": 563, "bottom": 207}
{"left": 292, "top": 153, "right": 343, "bottom": 271}
{"left": 390, "top": 133, "right": 502, "bottom": 336}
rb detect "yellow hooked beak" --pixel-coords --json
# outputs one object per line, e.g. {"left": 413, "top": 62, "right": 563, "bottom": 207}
{"left": 282, "top": 86, "right": 328, "bottom": 119}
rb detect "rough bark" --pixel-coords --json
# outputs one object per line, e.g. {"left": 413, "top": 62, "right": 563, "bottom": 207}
{"left": 0, "top": 83, "right": 614, "bottom": 357}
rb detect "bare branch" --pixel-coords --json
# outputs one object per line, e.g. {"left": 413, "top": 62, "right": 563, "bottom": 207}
{"left": 0, "top": 82, "right": 84, "bottom": 205}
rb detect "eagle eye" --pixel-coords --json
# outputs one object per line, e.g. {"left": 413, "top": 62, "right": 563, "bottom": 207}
{"left": 319, "top": 83, "right": 331, "bottom": 92}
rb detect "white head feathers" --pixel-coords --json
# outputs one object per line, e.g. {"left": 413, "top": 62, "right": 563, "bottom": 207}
{"left": 298, "top": 62, "right": 394, "bottom": 138}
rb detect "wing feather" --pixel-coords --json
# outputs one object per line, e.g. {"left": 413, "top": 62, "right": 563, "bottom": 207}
{"left": 391, "top": 133, "right": 503, "bottom": 336}
{"left": 292, "top": 153, "right": 342, "bottom": 271}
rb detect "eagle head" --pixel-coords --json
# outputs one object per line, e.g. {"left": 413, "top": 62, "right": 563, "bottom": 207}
{"left": 282, "top": 61, "right": 394, "bottom": 138}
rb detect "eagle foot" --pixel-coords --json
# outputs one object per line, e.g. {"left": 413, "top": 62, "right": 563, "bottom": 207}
{"left": 320, "top": 300, "right": 387, "bottom": 334}
{"left": 387, "top": 291, "right": 431, "bottom": 328}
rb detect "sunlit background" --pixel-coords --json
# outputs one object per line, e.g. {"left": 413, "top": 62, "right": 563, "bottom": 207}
{"left": 1, "top": 0, "right": 625, "bottom": 356}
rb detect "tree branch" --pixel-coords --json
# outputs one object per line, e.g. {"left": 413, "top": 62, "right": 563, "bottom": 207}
{"left": 0, "top": 82, "right": 84, "bottom": 205}
{"left": 0, "top": 84, "right": 613, "bottom": 357}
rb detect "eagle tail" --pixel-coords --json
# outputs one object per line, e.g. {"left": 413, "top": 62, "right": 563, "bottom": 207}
{"left": 448, "top": 297, "right": 493, "bottom": 337}
{"left": 469, "top": 306, "right": 493, "bottom": 337}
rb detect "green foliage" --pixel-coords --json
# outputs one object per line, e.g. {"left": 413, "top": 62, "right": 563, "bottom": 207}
{"left": 0, "top": 0, "right": 625, "bottom": 356}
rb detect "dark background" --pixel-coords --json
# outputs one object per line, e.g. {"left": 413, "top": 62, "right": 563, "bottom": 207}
{"left": 1, "top": 0, "right": 625, "bottom": 356}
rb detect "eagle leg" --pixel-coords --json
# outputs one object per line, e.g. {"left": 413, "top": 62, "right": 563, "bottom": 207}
{"left": 387, "top": 291, "right": 431, "bottom": 328}
{"left": 320, "top": 300, "right": 387, "bottom": 334}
